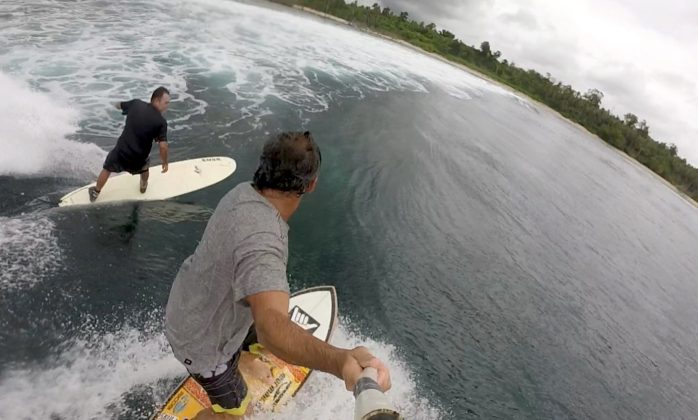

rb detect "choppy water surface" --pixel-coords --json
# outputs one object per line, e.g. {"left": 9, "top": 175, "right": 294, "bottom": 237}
{"left": 1, "top": 1, "right": 697, "bottom": 419}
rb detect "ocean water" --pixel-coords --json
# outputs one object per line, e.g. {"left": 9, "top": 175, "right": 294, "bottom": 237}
{"left": 1, "top": 1, "right": 697, "bottom": 419}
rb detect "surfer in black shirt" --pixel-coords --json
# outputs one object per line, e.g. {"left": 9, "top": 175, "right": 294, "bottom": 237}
{"left": 89, "top": 87, "right": 170, "bottom": 202}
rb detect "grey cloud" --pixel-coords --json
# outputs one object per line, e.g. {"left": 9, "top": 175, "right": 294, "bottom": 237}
{"left": 619, "top": 0, "right": 698, "bottom": 45}
{"left": 585, "top": 62, "right": 644, "bottom": 98}
{"left": 499, "top": 10, "right": 538, "bottom": 30}
{"left": 656, "top": 72, "right": 697, "bottom": 96}
{"left": 373, "top": 0, "right": 487, "bottom": 25}
{"left": 508, "top": 38, "right": 580, "bottom": 72}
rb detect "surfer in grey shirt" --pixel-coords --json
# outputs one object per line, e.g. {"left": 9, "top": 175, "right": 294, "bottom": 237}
{"left": 165, "top": 131, "right": 391, "bottom": 418}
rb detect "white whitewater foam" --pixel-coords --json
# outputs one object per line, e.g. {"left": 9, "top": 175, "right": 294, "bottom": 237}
{"left": 0, "top": 0, "right": 517, "bottom": 142}
{"left": 0, "top": 321, "right": 443, "bottom": 419}
{"left": 0, "top": 322, "right": 182, "bottom": 420}
{"left": 0, "top": 72, "right": 104, "bottom": 178}
{"left": 263, "top": 322, "right": 444, "bottom": 420}
{"left": 0, "top": 215, "right": 62, "bottom": 291}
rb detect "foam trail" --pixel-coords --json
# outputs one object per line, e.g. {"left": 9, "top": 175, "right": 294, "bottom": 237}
{"left": 0, "top": 321, "right": 442, "bottom": 419}
{"left": 0, "top": 323, "right": 183, "bottom": 420}
{"left": 0, "top": 0, "right": 519, "bottom": 143}
{"left": 264, "top": 322, "right": 444, "bottom": 420}
{"left": 0, "top": 215, "right": 62, "bottom": 291}
{"left": 0, "top": 72, "right": 104, "bottom": 178}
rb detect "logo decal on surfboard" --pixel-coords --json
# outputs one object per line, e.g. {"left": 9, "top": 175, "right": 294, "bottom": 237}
{"left": 289, "top": 306, "right": 319, "bottom": 333}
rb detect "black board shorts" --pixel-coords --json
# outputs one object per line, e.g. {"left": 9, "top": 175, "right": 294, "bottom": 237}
{"left": 103, "top": 149, "right": 150, "bottom": 175}
{"left": 188, "top": 328, "right": 257, "bottom": 415}
{"left": 190, "top": 350, "right": 250, "bottom": 415}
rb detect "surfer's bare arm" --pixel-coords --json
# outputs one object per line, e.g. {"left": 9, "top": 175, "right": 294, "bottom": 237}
{"left": 247, "top": 290, "right": 391, "bottom": 392}
{"left": 158, "top": 141, "right": 169, "bottom": 173}
{"left": 156, "top": 120, "right": 168, "bottom": 173}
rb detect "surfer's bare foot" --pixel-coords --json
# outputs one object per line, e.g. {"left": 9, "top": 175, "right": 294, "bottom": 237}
{"left": 140, "top": 180, "right": 148, "bottom": 193}
{"left": 238, "top": 351, "right": 274, "bottom": 384}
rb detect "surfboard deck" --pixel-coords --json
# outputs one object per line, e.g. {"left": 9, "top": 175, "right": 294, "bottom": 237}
{"left": 152, "top": 286, "right": 338, "bottom": 420}
{"left": 58, "top": 156, "right": 236, "bottom": 207}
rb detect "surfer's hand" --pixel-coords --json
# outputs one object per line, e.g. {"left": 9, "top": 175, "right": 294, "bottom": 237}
{"left": 341, "top": 346, "right": 392, "bottom": 392}
{"left": 161, "top": 163, "right": 168, "bottom": 173}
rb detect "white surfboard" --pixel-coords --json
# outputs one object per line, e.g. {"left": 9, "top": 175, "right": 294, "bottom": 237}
{"left": 153, "top": 286, "right": 338, "bottom": 419}
{"left": 58, "top": 157, "right": 236, "bottom": 207}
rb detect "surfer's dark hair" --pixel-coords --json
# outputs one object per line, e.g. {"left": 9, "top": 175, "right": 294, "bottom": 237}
{"left": 151, "top": 86, "right": 169, "bottom": 102}
{"left": 253, "top": 131, "right": 322, "bottom": 195}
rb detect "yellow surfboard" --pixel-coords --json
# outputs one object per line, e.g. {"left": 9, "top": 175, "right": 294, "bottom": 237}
{"left": 152, "top": 286, "right": 338, "bottom": 420}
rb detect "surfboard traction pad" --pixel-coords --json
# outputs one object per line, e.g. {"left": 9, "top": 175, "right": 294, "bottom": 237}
{"left": 153, "top": 287, "right": 337, "bottom": 419}
{"left": 154, "top": 345, "right": 311, "bottom": 420}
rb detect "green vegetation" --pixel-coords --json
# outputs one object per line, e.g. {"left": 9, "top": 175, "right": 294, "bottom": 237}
{"left": 271, "top": 0, "right": 698, "bottom": 202}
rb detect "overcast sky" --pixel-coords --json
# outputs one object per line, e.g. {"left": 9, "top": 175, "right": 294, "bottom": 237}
{"left": 358, "top": 0, "right": 698, "bottom": 165}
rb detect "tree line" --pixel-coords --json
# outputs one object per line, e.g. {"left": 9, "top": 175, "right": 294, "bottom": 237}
{"left": 271, "top": 0, "right": 698, "bottom": 202}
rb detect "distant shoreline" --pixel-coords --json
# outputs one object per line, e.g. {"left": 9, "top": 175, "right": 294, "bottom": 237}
{"left": 278, "top": 4, "right": 698, "bottom": 209}
{"left": 291, "top": 7, "right": 508, "bottom": 90}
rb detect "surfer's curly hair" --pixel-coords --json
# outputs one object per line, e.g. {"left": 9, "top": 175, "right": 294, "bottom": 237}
{"left": 253, "top": 131, "right": 322, "bottom": 195}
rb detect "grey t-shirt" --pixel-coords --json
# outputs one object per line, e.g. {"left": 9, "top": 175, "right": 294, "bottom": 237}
{"left": 165, "top": 182, "right": 289, "bottom": 374}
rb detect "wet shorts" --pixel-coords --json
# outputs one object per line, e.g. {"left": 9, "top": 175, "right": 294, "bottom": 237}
{"left": 191, "top": 350, "right": 251, "bottom": 416}
{"left": 103, "top": 149, "right": 150, "bottom": 175}
{"left": 188, "top": 329, "right": 257, "bottom": 416}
